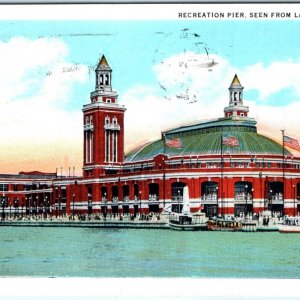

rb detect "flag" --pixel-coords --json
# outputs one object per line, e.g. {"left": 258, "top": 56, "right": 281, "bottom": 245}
{"left": 165, "top": 138, "right": 182, "bottom": 148}
{"left": 222, "top": 135, "right": 239, "bottom": 147}
{"left": 283, "top": 135, "right": 300, "bottom": 152}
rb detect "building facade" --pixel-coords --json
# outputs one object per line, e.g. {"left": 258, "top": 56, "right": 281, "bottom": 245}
{"left": 1, "top": 55, "right": 300, "bottom": 218}
{"left": 0, "top": 172, "right": 55, "bottom": 218}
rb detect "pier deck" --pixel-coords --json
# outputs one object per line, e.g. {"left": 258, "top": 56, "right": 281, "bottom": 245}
{"left": 0, "top": 220, "right": 169, "bottom": 229}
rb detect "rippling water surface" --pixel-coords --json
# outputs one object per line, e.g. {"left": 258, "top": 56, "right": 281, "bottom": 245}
{"left": 0, "top": 227, "right": 299, "bottom": 278}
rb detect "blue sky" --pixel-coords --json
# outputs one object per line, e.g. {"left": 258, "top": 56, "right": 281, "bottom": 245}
{"left": 3, "top": 19, "right": 300, "bottom": 105}
{"left": 1, "top": 6, "right": 300, "bottom": 173}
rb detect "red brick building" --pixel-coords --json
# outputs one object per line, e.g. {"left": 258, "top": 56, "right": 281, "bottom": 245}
{"left": 0, "top": 171, "right": 55, "bottom": 218}
{"left": 1, "top": 55, "right": 300, "bottom": 218}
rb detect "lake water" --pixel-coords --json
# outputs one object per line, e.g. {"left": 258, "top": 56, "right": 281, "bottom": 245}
{"left": 0, "top": 227, "right": 299, "bottom": 278}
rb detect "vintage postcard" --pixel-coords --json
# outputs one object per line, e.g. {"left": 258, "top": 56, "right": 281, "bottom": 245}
{"left": 0, "top": 2, "right": 299, "bottom": 299}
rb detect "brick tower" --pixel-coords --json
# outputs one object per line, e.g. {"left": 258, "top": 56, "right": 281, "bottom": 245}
{"left": 82, "top": 55, "right": 126, "bottom": 177}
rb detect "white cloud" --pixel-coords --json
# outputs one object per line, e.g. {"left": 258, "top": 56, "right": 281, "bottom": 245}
{"left": 124, "top": 51, "right": 300, "bottom": 152}
{"left": 152, "top": 51, "right": 233, "bottom": 104}
{"left": 2, "top": 40, "right": 300, "bottom": 172}
{"left": 241, "top": 60, "right": 300, "bottom": 100}
{"left": 0, "top": 37, "right": 88, "bottom": 173}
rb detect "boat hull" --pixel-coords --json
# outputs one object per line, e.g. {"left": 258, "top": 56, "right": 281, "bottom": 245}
{"left": 206, "top": 219, "right": 242, "bottom": 232}
{"left": 169, "top": 222, "right": 206, "bottom": 231}
{"left": 207, "top": 224, "right": 241, "bottom": 231}
{"left": 279, "top": 225, "right": 300, "bottom": 233}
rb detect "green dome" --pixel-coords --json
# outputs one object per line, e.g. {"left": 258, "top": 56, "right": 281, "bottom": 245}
{"left": 125, "top": 117, "right": 290, "bottom": 162}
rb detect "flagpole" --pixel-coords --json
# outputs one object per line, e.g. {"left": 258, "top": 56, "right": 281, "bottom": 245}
{"left": 163, "top": 134, "right": 166, "bottom": 209}
{"left": 281, "top": 130, "right": 285, "bottom": 212}
{"left": 220, "top": 132, "right": 223, "bottom": 218}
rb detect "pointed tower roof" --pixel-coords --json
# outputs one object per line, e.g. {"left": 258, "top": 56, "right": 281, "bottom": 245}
{"left": 230, "top": 74, "right": 243, "bottom": 87}
{"left": 97, "top": 55, "right": 111, "bottom": 70}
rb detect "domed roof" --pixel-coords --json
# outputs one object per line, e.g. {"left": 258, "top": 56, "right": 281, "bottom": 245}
{"left": 125, "top": 117, "right": 290, "bottom": 162}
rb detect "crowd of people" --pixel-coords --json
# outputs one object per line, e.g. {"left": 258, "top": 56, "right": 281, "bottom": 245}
{"left": 0, "top": 211, "right": 164, "bottom": 223}
{"left": 0, "top": 208, "right": 291, "bottom": 228}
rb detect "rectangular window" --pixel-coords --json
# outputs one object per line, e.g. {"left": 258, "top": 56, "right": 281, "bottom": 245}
{"left": 105, "top": 131, "right": 110, "bottom": 162}
{"left": 0, "top": 184, "right": 8, "bottom": 192}
{"left": 90, "top": 132, "right": 93, "bottom": 163}
{"left": 113, "top": 132, "right": 117, "bottom": 162}
{"left": 61, "top": 187, "right": 67, "bottom": 203}
{"left": 88, "top": 186, "right": 93, "bottom": 200}
{"left": 85, "top": 131, "right": 88, "bottom": 163}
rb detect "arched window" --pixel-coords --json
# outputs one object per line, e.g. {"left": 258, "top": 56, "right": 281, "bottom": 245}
{"left": 105, "top": 74, "right": 109, "bottom": 85}
{"left": 111, "top": 186, "right": 119, "bottom": 202}
{"left": 233, "top": 91, "right": 237, "bottom": 101}
{"left": 171, "top": 182, "right": 186, "bottom": 198}
{"left": 201, "top": 181, "right": 218, "bottom": 197}
{"left": 234, "top": 181, "right": 252, "bottom": 198}
{"left": 148, "top": 183, "right": 159, "bottom": 201}
{"left": 101, "top": 186, "right": 107, "bottom": 199}
{"left": 122, "top": 185, "right": 129, "bottom": 200}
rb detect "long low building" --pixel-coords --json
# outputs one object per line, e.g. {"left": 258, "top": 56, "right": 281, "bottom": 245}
{"left": 1, "top": 55, "right": 300, "bottom": 218}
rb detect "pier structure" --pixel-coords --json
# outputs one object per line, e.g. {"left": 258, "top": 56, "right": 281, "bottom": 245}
{"left": 1, "top": 55, "right": 300, "bottom": 218}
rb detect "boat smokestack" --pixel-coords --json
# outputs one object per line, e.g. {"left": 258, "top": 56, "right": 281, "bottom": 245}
{"left": 182, "top": 186, "right": 190, "bottom": 215}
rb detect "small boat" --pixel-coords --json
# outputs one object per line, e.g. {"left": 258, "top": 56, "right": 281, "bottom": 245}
{"left": 279, "top": 217, "right": 300, "bottom": 233}
{"left": 240, "top": 219, "right": 257, "bottom": 232}
{"left": 169, "top": 213, "right": 207, "bottom": 231}
{"left": 168, "top": 186, "right": 207, "bottom": 231}
{"left": 207, "top": 217, "right": 242, "bottom": 231}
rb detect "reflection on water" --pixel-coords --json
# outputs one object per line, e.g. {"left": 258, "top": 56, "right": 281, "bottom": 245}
{"left": 0, "top": 227, "right": 299, "bottom": 278}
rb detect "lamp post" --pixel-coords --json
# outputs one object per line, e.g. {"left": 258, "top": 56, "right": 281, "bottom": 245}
{"left": 25, "top": 196, "right": 28, "bottom": 215}
{"left": 245, "top": 184, "right": 248, "bottom": 217}
{"left": 58, "top": 195, "right": 61, "bottom": 218}
{"left": 293, "top": 184, "right": 296, "bottom": 216}
{"left": 29, "top": 195, "right": 32, "bottom": 217}
{"left": 88, "top": 199, "right": 92, "bottom": 220}
{"left": 36, "top": 196, "right": 38, "bottom": 217}
{"left": 44, "top": 197, "right": 47, "bottom": 219}
{"left": 215, "top": 186, "right": 219, "bottom": 217}
{"left": 73, "top": 180, "right": 78, "bottom": 220}
{"left": 46, "top": 196, "right": 50, "bottom": 219}
{"left": 22, "top": 198, "right": 24, "bottom": 218}
{"left": 177, "top": 190, "right": 180, "bottom": 213}
{"left": 47, "top": 196, "right": 49, "bottom": 218}
{"left": 72, "top": 194, "right": 75, "bottom": 220}
{"left": 104, "top": 192, "right": 107, "bottom": 218}
{"left": 14, "top": 199, "right": 18, "bottom": 219}
{"left": 139, "top": 190, "right": 142, "bottom": 217}
{"left": 33, "top": 201, "right": 36, "bottom": 218}
{"left": 251, "top": 187, "right": 254, "bottom": 217}
{"left": 259, "top": 171, "right": 263, "bottom": 212}
{"left": 1, "top": 193, "right": 5, "bottom": 220}
{"left": 269, "top": 189, "right": 273, "bottom": 214}
{"left": 55, "top": 187, "right": 58, "bottom": 217}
